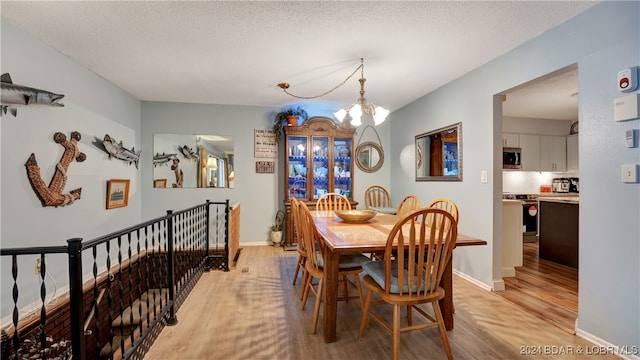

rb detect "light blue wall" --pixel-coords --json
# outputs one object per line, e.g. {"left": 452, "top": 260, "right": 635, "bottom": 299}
{"left": 0, "top": 20, "right": 142, "bottom": 317}
{"left": 390, "top": 1, "right": 639, "bottom": 349}
{"left": 140, "top": 102, "right": 391, "bottom": 246}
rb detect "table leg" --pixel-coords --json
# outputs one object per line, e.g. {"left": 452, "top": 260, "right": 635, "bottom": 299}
{"left": 323, "top": 249, "right": 340, "bottom": 342}
{"left": 438, "top": 258, "right": 454, "bottom": 330}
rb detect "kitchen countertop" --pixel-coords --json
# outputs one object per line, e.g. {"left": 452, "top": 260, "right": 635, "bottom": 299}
{"left": 502, "top": 199, "right": 524, "bottom": 205}
{"left": 538, "top": 196, "right": 579, "bottom": 204}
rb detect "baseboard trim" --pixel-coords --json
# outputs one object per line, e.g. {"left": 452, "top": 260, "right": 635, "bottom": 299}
{"left": 502, "top": 267, "right": 516, "bottom": 277}
{"left": 575, "top": 326, "right": 640, "bottom": 360}
{"left": 453, "top": 269, "right": 493, "bottom": 291}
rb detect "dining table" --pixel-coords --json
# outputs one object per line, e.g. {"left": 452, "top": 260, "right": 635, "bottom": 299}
{"left": 311, "top": 210, "right": 487, "bottom": 343}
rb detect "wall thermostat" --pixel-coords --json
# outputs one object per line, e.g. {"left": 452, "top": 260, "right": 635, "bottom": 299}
{"left": 617, "top": 67, "right": 638, "bottom": 92}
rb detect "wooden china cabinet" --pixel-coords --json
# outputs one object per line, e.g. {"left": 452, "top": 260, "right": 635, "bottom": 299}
{"left": 282, "top": 116, "right": 357, "bottom": 249}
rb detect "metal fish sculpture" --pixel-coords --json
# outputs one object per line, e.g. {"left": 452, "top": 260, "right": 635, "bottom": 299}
{"left": 1, "top": 73, "right": 65, "bottom": 117}
{"left": 179, "top": 145, "right": 199, "bottom": 161}
{"left": 102, "top": 134, "right": 141, "bottom": 169}
{"left": 153, "top": 152, "right": 178, "bottom": 167}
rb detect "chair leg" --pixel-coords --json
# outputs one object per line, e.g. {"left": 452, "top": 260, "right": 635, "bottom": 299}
{"left": 292, "top": 259, "right": 300, "bottom": 285}
{"left": 312, "top": 279, "right": 324, "bottom": 334}
{"left": 353, "top": 274, "right": 364, "bottom": 304}
{"left": 358, "top": 288, "right": 373, "bottom": 338}
{"left": 392, "top": 304, "right": 401, "bottom": 360}
{"left": 292, "top": 255, "right": 302, "bottom": 285}
{"left": 301, "top": 272, "right": 312, "bottom": 310}
{"left": 433, "top": 301, "right": 453, "bottom": 360}
{"left": 299, "top": 269, "right": 309, "bottom": 301}
{"left": 406, "top": 305, "right": 413, "bottom": 326}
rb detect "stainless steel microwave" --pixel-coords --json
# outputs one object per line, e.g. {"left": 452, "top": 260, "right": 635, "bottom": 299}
{"left": 503, "top": 147, "right": 521, "bottom": 169}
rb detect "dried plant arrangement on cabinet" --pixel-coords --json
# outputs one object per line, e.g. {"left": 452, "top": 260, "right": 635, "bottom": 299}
{"left": 25, "top": 131, "right": 86, "bottom": 207}
{"left": 101, "top": 134, "right": 141, "bottom": 169}
{"left": 0, "top": 73, "right": 65, "bottom": 117}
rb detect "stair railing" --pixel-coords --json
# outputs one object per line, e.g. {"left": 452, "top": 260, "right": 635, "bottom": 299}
{"left": 1, "top": 199, "right": 230, "bottom": 360}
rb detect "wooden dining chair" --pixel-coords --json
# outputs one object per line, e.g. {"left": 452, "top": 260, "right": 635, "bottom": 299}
{"left": 290, "top": 198, "right": 308, "bottom": 296}
{"left": 358, "top": 208, "right": 457, "bottom": 360}
{"left": 396, "top": 195, "right": 421, "bottom": 217}
{"left": 298, "top": 201, "right": 368, "bottom": 334}
{"left": 364, "top": 185, "right": 391, "bottom": 209}
{"left": 427, "top": 198, "right": 459, "bottom": 226}
{"left": 315, "top": 192, "right": 351, "bottom": 211}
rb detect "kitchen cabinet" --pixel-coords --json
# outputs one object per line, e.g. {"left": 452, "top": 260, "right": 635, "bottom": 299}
{"left": 566, "top": 134, "right": 578, "bottom": 171}
{"left": 539, "top": 198, "right": 578, "bottom": 268}
{"left": 282, "top": 116, "right": 357, "bottom": 249}
{"left": 502, "top": 200, "right": 523, "bottom": 277}
{"left": 540, "top": 135, "right": 566, "bottom": 172}
{"left": 518, "top": 134, "right": 541, "bottom": 171}
{"left": 502, "top": 133, "right": 519, "bottom": 147}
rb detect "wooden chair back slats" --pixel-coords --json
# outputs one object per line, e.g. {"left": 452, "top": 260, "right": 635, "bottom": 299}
{"left": 427, "top": 198, "right": 459, "bottom": 223}
{"left": 364, "top": 185, "right": 391, "bottom": 209}
{"left": 396, "top": 195, "right": 421, "bottom": 217}
{"left": 384, "top": 209, "right": 457, "bottom": 296}
{"left": 316, "top": 192, "right": 351, "bottom": 211}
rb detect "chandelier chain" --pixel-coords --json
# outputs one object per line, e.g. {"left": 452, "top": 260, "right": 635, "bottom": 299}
{"left": 279, "top": 59, "right": 364, "bottom": 100}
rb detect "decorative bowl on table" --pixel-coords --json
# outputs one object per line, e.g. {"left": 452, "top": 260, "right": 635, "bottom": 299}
{"left": 334, "top": 210, "right": 377, "bottom": 223}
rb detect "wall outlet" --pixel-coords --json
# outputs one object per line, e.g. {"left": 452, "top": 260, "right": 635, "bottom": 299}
{"left": 34, "top": 258, "right": 41, "bottom": 275}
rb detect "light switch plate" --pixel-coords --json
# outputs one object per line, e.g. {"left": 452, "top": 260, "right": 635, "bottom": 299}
{"left": 621, "top": 164, "right": 638, "bottom": 183}
{"left": 480, "top": 170, "right": 488, "bottom": 183}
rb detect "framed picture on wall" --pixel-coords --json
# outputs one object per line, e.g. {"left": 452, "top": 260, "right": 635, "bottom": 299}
{"left": 154, "top": 178, "right": 167, "bottom": 188}
{"left": 106, "top": 179, "right": 130, "bottom": 209}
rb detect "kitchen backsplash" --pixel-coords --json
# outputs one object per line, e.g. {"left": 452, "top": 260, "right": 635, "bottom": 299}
{"left": 503, "top": 171, "right": 578, "bottom": 194}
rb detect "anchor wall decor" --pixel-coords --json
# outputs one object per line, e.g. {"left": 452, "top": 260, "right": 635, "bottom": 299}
{"left": 25, "top": 131, "right": 86, "bottom": 207}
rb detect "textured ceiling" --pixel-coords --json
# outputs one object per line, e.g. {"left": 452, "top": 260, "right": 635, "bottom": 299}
{"left": 1, "top": 1, "right": 594, "bottom": 120}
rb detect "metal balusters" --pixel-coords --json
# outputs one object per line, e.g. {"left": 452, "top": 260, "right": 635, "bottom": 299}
{"left": 67, "top": 238, "right": 86, "bottom": 360}
{"left": 105, "top": 240, "right": 114, "bottom": 359}
{"left": 11, "top": 254, "right": 20, "bottom": 355}
{"left": 224, "top": 199, "right": 230, "bottom": 271}
{"left": 166, "top": 211, "right": 177, "bottom": 325}
{"left": 38, "top": 253, "right": 46, "bottom": 359}
{"left": 91, "top": 244, "right": 101, "bottom": 359}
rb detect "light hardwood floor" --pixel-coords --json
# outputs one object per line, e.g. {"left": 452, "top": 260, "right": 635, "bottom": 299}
{"left": 494, "top": 242, "right": 578, "bottom": 334}
{"left": 145, "top": 246, "right": 617, "bottom": 360}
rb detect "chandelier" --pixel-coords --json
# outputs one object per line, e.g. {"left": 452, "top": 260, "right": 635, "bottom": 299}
{"left": 277, "top": 58, "right": 389, "bottom": 126}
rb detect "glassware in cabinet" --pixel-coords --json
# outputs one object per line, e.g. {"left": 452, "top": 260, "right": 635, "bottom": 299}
{"left": 312, "top": 137, "right": 329, "bottom": 199}
{"left": 287, "top": 136, "right": 308, "bottom": 199}
{"left": 333, "top": 138, "right": 353, "bottom": 198}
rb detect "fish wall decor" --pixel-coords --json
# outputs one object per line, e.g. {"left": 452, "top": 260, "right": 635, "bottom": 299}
{"left": 102, "top": 134, "right": 141, "bottom": 169}
{"left": 25, "top": 131, "right": 86, "bottom": 207}
{"left": 179, "top": 145, "right": 199, "bottom": 161}
{"left": 153, "top": 152, "right": 178, "bottom": 167}
{"left": 1, "top": 73, "right": 65, "bottom": 117}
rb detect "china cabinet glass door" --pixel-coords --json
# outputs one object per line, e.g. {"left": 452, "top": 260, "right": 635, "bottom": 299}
{"left": 333, "top": 138, "right": 353, "bottom": 198}
{"left": 287, "top": 136, "right": 308, "bottom": 199}
{"left": 311, "top": 137, "right": 329, "bottom": 199}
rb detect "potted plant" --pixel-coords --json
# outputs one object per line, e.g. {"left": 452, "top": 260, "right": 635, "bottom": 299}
{"left": 273, "top": 105, "right": 309, "bottom": 142}
{"left": 270, "top": 223, "right": 283, "bottom": 247}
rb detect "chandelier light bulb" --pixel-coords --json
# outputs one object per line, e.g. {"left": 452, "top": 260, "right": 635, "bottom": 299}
{"left": 373, "top": 105, "right": 390, "bottom": 125}
{"left": 333, "top": 108, "right": 348, "bottom": 123}
{"left": 349, "top": 104, "right": 363, "bottom": 126}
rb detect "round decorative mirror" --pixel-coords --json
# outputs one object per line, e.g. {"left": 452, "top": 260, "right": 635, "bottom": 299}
{"left": 355, "top": 141, "right": 384, "bottom": 173}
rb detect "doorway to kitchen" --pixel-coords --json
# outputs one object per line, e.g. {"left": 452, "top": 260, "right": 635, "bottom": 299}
{"left": 497, "top": 64, "right": 579, "bottom": 334}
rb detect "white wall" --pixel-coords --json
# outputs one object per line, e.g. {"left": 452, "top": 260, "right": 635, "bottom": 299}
{"left": 1, "top": 20, "right": 142, "bottom": 317}
{"left": 390, "top": 1, "right": 639, "bottom": 349}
